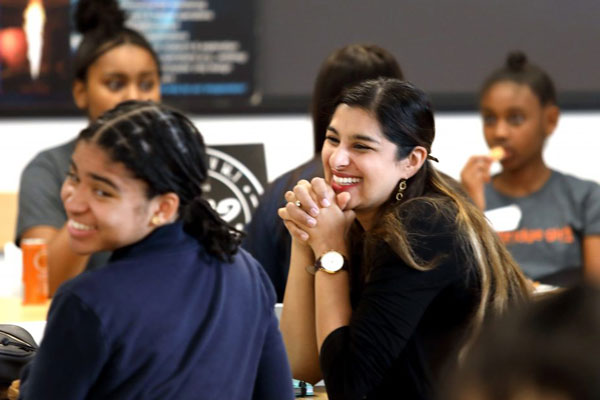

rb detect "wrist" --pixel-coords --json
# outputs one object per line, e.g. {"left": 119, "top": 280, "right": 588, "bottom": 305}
{"left": 306, "top": 250, "right": 348, "bottom": 275}
{"left": 313, "top": 242, "right": 348, "bottom": 260}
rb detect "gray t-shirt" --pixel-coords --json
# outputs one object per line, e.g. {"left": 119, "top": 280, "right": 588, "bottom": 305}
{"left": 16, "top": 139, "right": 111, "bottom": 271}
{"left": 485, "top": 170, "right": 600, "bottom": 281}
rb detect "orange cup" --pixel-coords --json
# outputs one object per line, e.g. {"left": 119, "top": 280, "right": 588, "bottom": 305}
{"left": 21, "top": 238, "right": 48, "bottom": 304}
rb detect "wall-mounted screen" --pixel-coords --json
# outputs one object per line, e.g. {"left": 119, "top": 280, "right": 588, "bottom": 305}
{"left": 0, "top": 0, "right": 254, "bottom": 116}
{"left": 1, "top": 0, "right": 599, "bottom": 116}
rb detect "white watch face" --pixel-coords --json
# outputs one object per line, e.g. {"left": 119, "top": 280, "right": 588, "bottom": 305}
{"left": 321, "top": 251, "right": 345, "bottom": 272}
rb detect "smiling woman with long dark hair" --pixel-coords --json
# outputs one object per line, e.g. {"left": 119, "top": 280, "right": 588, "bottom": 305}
{"left": 279, "top": 78, "right": 531, "bottom": 400}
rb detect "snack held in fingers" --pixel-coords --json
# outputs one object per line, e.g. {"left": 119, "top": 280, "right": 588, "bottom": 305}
{"left": 489, "top": 146, "right": 505, "bottom": 161}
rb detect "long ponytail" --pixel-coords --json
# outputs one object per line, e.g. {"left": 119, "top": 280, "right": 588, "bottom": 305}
{"left": 182, "top": 197, "right": 243, "bottom": 262}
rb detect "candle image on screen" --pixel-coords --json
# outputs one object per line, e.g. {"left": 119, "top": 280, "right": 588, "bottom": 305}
{"left": 23, "top": 0, "right": 46, "bottom": 80}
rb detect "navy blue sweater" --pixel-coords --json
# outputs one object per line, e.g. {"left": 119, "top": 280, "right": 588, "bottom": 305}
{"left": 19, "top": 222, "right": 294, "bottom": 399}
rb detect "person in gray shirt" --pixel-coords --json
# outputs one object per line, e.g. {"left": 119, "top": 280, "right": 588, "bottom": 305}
{"left": 460, "top": 51, "right": 600, "bottom": 285}
{"left": 16, "top": 0, "right": 162, "bottom": 295}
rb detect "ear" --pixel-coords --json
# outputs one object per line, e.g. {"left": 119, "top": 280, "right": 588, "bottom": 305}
{"left": 403, "top": 146, "right": 428, "bottom": 179}
{"left": 149, "top": 192, "right": 180, "bottom": 226}
{"left": 543, "top": 104, "right": 560, "bottom": 138}
{"left": 72, "top": 80, "right": 89, "bottom": 111}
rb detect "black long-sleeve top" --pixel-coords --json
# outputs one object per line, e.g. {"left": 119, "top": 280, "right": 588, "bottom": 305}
{"left": 320, "top": 199, "right": 480, "bottom": 400}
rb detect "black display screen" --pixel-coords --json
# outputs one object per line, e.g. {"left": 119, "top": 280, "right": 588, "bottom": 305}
{"left": 0, "top": 0, "right": 255, "bottom": 116}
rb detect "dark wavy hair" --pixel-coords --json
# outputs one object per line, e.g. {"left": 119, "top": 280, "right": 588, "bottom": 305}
{"left": 480, "top": 51, "right": 556, "bottom": 106}
{"left": 77, "top": 101, "right": 242, "bottom": 262}
{"left": 334, "top": 78, "right": 434, "bottom": 200}
{"left": 338, "top": 78, "right": 530, "bottom": 357}
{"left": 311, "top": 44, "right": 403, "bottom": 154}
{"left": 73, "top": 0, "right": 161, "bottom": 81}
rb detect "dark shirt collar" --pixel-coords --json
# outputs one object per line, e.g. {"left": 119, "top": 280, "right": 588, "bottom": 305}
{"left": 110, "top": 221, "right": 196, "bottom": 262}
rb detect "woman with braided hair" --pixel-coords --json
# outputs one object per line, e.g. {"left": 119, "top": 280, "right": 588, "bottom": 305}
{"left": 16, "top": 0, "right": 162, "bottom": 295}
{"left": 17, "top": 101, "right": 293, "bottom": 399}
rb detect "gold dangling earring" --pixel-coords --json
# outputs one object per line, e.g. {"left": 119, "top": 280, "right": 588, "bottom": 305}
{"left": 396, "top": 179, "right": 407, "bottom": 201}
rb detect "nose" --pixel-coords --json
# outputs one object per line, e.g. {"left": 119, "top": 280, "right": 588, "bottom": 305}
{"left": 328, "top": 146, "right": 350, "bottom": 171}
{"left": 492, "top": 119, "right": 510, "bottom": 141}
{"left": 123, "top": 84, "right": 142, "bottom": 102}
{"left": 62, "top": 184, "right": 89, "bottom": 215}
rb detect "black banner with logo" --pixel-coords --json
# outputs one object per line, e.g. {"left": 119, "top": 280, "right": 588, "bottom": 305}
{"left": 205, "top": 144, "right": 267, "bottom": 231}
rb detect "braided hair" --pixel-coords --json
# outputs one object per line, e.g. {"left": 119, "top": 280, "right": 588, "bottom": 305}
{"left": 77, "top": 101, "right": 242, "bottom": 262}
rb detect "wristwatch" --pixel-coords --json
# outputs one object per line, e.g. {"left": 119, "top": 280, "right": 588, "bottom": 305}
{"left": 306, "top": 250, "right": 348, "bottom": 275}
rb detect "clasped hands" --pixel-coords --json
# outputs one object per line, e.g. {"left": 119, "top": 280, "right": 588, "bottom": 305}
{"left": 278, "top": 178, "right": 355, "bottom": 257}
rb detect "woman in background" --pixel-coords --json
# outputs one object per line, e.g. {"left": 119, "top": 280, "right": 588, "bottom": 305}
{"left": 16, "top": 0, "right": 161, "bottom": 295}
{"left": 460, "top": 51, "right": 600, "bottom": 285}
{"left": 279, "top": 79, "right": 530, "bottom": 399}
{"left": 18, "top": 101, "right": 293, "bottom": 400}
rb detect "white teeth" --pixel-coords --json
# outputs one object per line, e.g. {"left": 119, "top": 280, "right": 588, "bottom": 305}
{"left": 69, "top": 220, "right": 94, "bottom": 231}
{"left": 333, "top": 175, "right": 361, "bottom": 185}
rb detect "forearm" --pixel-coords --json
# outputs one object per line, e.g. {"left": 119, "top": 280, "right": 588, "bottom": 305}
{"left": 22, "top": 225, "right": 89, "bottom": 296}
{"left": 315, "top": 271, "right": 352, "bottom": 350}
{"left": 279, "top": 240, "right": 321, "bottom": 383}
{"left": 583, "top": 235, "right": 600, "bottom": 285}
{"left": 460, "top": 156, "right": 492, "bottom": 211}
{"left": 310, "top": 239, "right": 352, "bottom": 350}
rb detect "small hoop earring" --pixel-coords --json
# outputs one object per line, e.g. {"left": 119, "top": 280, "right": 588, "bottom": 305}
{"left": 396, "top": 179, "right": 407, "bottom": 201}
{"left": 151, "top": 215, "right": 162, "bottom": 226}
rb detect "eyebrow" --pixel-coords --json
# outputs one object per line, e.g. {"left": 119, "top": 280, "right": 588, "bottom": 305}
{"left": 327, "top": 126, "right": 381, "bottom": 144}
{"left": 69, "top": 160, "right": 120, "bottom": 191}
{"left": 481, "top": 106, "right": 524, "bottom": 114}
{"left": 102, "top": 70, "right": 158, "bottom": 78}
{"left": 89, "top": 173, "right": 120, "bottom": 191}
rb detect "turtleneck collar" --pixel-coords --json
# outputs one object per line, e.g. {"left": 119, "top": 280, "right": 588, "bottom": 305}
{"left": 109, "top": 221, "right": 197, "bottom": 262}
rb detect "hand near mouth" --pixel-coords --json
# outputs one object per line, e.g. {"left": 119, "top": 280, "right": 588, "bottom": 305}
{"left": 278, "top": 178, "right": 354, "bottom": 247}
{"left": 460, "top": 154, "right": 495, "bottom": 211}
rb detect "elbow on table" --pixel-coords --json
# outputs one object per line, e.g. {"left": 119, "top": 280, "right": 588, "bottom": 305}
{"left": 290, "top": 364, "right": 322, "bottom": 386}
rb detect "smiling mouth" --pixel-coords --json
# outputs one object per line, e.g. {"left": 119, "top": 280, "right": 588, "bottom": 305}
{"left": 68, "top": 220, "right": 95, "bottom": 231}
{"left": 332, "top": 175, "right": 362, "bottom": 186}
